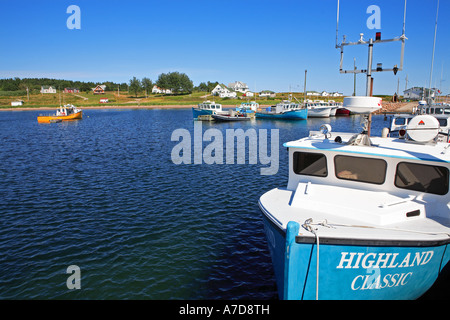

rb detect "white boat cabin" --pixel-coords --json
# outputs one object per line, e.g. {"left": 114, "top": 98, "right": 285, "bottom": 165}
{"left": 417, "top": 103, "right": 450, "bottom": 116}
{"left": 273, "top": 117, "right": 450, "bottom": 231}
{"left": 197, "top": 101, "right": 223, "bottom": 112}
{"left": 56, "top": 104, "right": 81, "bottom": 116}
{"left": 267, "top": 101, "right": 301, "bottom": 113}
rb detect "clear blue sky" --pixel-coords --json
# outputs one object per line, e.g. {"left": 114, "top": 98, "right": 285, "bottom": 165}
{"left": 0, "top": 0, "right": 448, "bottom": 95}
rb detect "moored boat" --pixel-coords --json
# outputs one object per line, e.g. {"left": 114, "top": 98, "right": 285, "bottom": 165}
{"left": 256, "top": 100, "right": 308, "bottom": 120}
{"left": 259, "top": 114, "right": 450, "bottom": 299}
{"left": 37, "top": 104, "right": 82, "bottom": 123}
{"left": 305, "top": 100, "right": 332, "bottom": 118}
{"left": 192, "top": 100, "right": 224, "bottom": 120}
{"left": 212, "top": 110, "right": 250, "bottom": 121}
{"left": 258, "top": 2, "right": 450, "bottom": 299}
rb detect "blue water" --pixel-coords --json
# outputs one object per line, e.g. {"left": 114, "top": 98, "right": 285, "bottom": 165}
{"left": 0, "top": 109, "right": 394, "bottom": 299}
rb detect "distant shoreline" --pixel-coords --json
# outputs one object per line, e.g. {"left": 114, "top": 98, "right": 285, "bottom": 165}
{"left": 0, "top": 104, "right": 242, "bottom": 111}
{"left": 0, "top": 102, "right": 415, "bottom": 113}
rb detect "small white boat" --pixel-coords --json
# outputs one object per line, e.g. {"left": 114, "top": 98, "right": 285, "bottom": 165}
{"left": 212, "top": 110, "right": 250, "bottom": 121}
{"left": 305, "top": 101, "right": 332, "bottom": 118}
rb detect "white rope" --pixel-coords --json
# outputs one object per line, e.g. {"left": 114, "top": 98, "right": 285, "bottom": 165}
{"left": 302, "top": 218, "right": 332, "bottom": 300}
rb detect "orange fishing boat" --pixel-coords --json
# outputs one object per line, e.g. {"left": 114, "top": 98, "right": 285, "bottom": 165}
{"left": 37, "top": 104, "right": 83, "bottom": 123}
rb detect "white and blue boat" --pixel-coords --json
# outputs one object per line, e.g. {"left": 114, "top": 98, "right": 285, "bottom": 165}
{"left": 236, "top": 101, "right": 259, "bottom": 114}
{"left": 192, "top": 101, "right": 224, "bottom": 120}
{"left": 259, "top": 4, "right": 450, "bottom": 298}
{"left": 259, "top": 96, "right": 450, "bottom": 300}
{"left": 256, "top": 101, "right": 308, "bottom": 120}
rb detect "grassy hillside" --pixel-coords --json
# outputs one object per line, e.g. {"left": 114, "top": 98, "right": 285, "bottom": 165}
{"left": 0, "top": 90, "right": 346, "bottom": 109}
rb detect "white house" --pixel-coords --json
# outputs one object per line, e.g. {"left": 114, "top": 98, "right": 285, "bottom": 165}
{"left": 211, "top": 84, "right": 237, "bottom": 98}
{"left": 321, "top": 91, "right": 329, "bottom": 97}
{"left": 306, "top": 91, "right": 320, "bottom": 96}
{"left": 403, "top": 87, "right": 435, "bottom": 100}
{"left": 242, "top": 91, "right": 254, "bottom": 97}
{"left": 330, "top": 92, "right": 343, "bottom": 97}
{"left": 152, "top": 85, "right": 172, "bottom": 94}
{"left": 40, "top": 86, "right": 57, "bottom": 94}
{"left": 228, "top": 81, "right": 249, "bottom": 93}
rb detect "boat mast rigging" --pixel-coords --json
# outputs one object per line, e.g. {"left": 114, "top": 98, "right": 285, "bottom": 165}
{"left": 335, "top": 0, "right": 407, "bottom": 94}
{"left": 335, "top": 0, "right": 408, "bottom": 136}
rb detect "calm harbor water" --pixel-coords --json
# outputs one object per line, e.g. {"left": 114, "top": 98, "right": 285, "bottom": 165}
{"left": 0, "top": 109, "right": 411, "bottom": 299}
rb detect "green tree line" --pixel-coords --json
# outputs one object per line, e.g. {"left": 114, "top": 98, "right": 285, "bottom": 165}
{"left": 0, "top": 77, "right": 130, "bottom": 93}
{"left": 1, "top": 73, "right": 220, "bottom": 95}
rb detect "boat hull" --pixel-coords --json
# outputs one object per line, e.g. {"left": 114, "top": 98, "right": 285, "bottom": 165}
{"left": 307, "top": 107, "right": 331, "bottom": 118}
{"left": 192, "top": 107, "right": 214, "bottom": 119}
{"left": 212, "top": 114, "right": 250, "bottom": 121}
{"left": 256, "top": 109, "right": 307, "bottom": 120}
{"left": 260, "top": 211, "right": 450, "bottom": 300}
{"left": 37, "top": 111, "right": 82, "bottom": 123}
{"left": 335, "top": 107, "right": 350, "bottom": 116}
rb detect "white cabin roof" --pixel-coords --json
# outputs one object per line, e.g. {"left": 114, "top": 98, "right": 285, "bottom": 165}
{"left": 284, "top": 133, "right": 450, "bottom": 164}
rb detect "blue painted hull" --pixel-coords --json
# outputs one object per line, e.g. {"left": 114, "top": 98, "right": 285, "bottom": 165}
{"left": 256, "top": 109, "right": 308, "bottom": 120}
{"left": 192, "top": 107, "right": 213, "bottom": 119}
{"left": 261, "top": 214, "right": 450, "bottom": 300}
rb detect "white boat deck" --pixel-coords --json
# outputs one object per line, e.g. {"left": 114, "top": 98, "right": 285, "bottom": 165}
{"left": 259, "top": 187, "right": 450, "bottom": 243}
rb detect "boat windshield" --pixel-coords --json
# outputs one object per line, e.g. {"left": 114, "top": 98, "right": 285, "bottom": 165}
{"left": 335, "top": 155, "right": 387, "bottom": 184}
{"left": 395, "top": 162, "right": 449, "bottom": 195}
{"left": 394, "top": 117, "right": 413, "bottom": 125}
{"left": 293, "top": 152, "right": 327, "bottom": 177}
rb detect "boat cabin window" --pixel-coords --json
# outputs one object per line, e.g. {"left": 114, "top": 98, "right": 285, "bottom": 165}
{"left": 437, "top": 118, "right": 447, "bottom": 127}
{"left": 334, "top": 155, "right": 387, "bottom": 184}
{"left": 395, "top": 162, "right": 449, "bottom": 195}
{"left": 293, "top": 152, "right": 327, "bottom": 177}
{"left": 394, "top": 117, "right": 412, "bottom": 125}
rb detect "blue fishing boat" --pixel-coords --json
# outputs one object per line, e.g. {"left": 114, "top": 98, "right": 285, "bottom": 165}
{"left": 192, "top": 101, "right": 224, "bottom": 120}
{"left": 256, "top": 101, "right": 308, "bottom": 120}
{"left": 259, "top": 112, "right": 450, "bottom": 300}
{"left": 259, "top": 2, "right": 449, "bottom": 299}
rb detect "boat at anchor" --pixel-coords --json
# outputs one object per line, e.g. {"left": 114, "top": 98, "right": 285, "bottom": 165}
{"left": 37, "top": 104, "right": 82, "bottom": 123}
{"left": 259, "top": 1, "right": 449, "bottom": 300}
{"left": 256, "top": 100, "right": 308, "bottom": 120}
{"left": 212, "top": 110, "right": 250, "bottom": 121}
{"left": 192, "top": 101, "right": 225, "bottom": 120}
{"left": 259, "top": 110, "right": 450, "bottom": 300}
